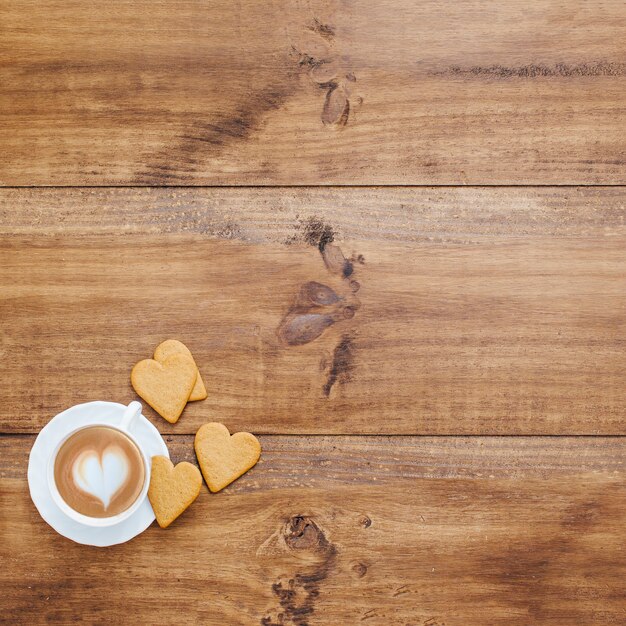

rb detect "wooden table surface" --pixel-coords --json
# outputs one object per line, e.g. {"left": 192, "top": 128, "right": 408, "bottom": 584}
{"left": 1, "top": 2, "right": 625, "bottom": 625}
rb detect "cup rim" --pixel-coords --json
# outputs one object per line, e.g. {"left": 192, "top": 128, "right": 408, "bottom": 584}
{"left": 47, "top": 421, "right": 151, "bottom": 527}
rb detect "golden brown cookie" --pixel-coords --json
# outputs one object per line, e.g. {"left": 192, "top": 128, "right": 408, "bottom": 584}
{"left": 131, "top": 353, "right": 197, "bottom": 423}
{"left": 154, "top": 339, "right": 207, "bottom": 402}
{"left": 148, "top": 456, "right": 202, "bottom": 528}
{"left": 194, "top": 423, "right": 261, "bottom": 492}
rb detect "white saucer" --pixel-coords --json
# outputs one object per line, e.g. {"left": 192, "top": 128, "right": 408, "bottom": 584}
{"left": 28, "top": 401, "right": 169, "bottom": 547}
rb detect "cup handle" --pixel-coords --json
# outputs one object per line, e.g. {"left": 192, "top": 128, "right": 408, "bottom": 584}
{"left": 119, "top": 401, "right": 142, "bottom": 431}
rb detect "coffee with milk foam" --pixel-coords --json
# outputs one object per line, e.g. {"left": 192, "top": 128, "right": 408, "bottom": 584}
{"left": 54, "top": 426, "right": 145, "bottom": 518}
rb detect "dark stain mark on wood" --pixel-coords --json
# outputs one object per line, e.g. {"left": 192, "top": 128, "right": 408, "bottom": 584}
{"left": 439, "top": 61, "right": 625, "bottom": 79}
{"left": 262, "top": 516, "right": 337, "bottom": 626}
{"left": 135, "top": 83, "right": 296, "bottom": 184}
{"left": 560, "top": 500, "right": 602, "bottom": 531}
{"left": 301, "top": 216, "right": 335, "bottom": 252}
{"left": 483, "top": 541, "right": 555, "bottom": 584}
{"left": 308, "top": 18, "right": 335, "bottom": 42}
{"left": 292, "top": 47, "right": 325, "bottom": 70}
{"left": 478, "top": 533, "right": 578, "bottom": 620}
{"left": 322, "top": 334, "right": 355, "bottom": 396}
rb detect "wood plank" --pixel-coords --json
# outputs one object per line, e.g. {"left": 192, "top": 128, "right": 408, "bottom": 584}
{"left": 1, "top": 1, "right": 624, "bottom": 185}
{"left": 2, "top": 435, "right": 624, "bottom": 625}
{"left": 1, "top": 187, "right": 624, "bottom": 435}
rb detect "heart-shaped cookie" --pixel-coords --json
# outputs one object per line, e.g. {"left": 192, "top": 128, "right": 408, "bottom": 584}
{"left": 154, "top": 339, "right": 207, "bottom": 402}
{"left": 194, "top": 423, "right": 261, "bottom": 492}
{"left": 131, "top": 353, "right": 197, "bottom": 423}
{"left": 148, "top": 456, "right": 202, "bottom": 528}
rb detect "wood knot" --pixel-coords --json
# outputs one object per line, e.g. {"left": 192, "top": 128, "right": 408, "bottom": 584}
{"left": 297, "top": 281, "right": 341, "bottom": 308}
{"left": 358, "top": 514, "right": 372, "bottom": 528}
{"left": 262, "top": 517, "right": 337, "bottom": 625}
{"left": 277, "top": 312, "right": 336, "bottom": 346}
{"left": 342, "top": 306, "right": 356, "bottom": 319}
{"left": 284, "top": 516, "right": 330, "bottom": 554}
{"left": 352, "top": 562, "right": 368, "bottom": 578}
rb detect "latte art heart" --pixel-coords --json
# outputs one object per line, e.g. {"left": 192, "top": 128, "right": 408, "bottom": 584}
{"left": 72, "top": 445, "right": 130, "bottom": 509}
{"left": 54, "top": 426, "right": 146, "bottom": 518}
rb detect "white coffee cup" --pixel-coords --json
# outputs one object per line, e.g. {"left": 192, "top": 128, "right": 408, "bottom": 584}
{"left": 47, "top": 401, "right": 151, "bottom": 527}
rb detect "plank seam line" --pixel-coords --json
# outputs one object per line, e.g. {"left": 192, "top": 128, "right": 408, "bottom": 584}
{"left": 1, "top": 184, "right": 625, "bottom": 190}
{"left": 2, "top": 432, "right": 625, "bottom": 438}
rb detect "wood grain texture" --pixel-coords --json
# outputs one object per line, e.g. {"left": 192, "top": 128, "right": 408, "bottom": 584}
{"left": 2, "top": 435, "right": 624, "bottom": 625}
{"left": 1, "top": 187, "right": 624, "bottom": 435}
{"left": 1, "top": 1, "right": 625, "bottom": 185}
